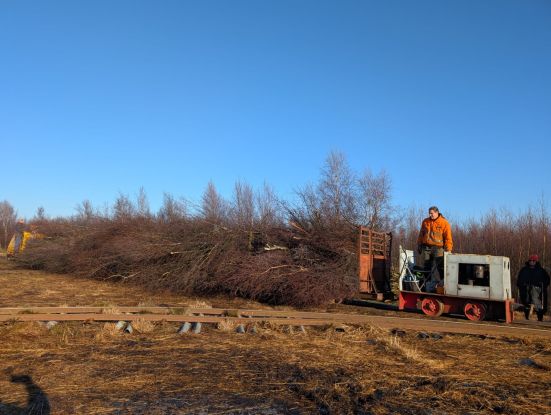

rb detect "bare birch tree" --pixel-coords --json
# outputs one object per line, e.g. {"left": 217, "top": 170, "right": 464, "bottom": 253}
{"left": 318, "top": 151, "right": 356, "bottom": 226}
{"left": 201, "top": 181, "right": 227, "bottom": 224}
{"left": 256, "top": 182, "right": 283, "bottom": 228}
{"left": 357, "top": 169, "right": 392, "bottom": 230}
{"left": 158, "top": 193, "right": 187, "bottom": 223}
{"left": 113, "top": 193, "right": 136, "bottom": 221}
{"left": 75, "top": 200, "right": 97, "bottom": 222}
{"left": 0, "top": 200, "right": 17, "bottom": 248}
{"left": 34, "top": 206, "right": 46, "bottom": 221}
{"left": 136, "top": 187, "right": 151, "bottom": 218}
{"left": 232, "top": 180, "right": 255, "bottom": 229}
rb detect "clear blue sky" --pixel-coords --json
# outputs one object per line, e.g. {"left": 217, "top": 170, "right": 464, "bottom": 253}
{"left": 1, "top": 1, "right": 550, "bottom": 221}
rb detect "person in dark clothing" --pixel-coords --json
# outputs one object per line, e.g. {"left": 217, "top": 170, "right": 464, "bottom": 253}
{"left": 517, "top": 254, "right": 550, "bottom": 321}
{"left": 13, "top": 218, "right": 25, "bottom": 254}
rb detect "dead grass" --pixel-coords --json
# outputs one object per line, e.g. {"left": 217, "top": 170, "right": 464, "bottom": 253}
{"left": 131, "top": 318, "right": 155, "bottom": 333}
{"left": 3, "top": 320, "right": 548, "bottom": 414}
{"left": 216, "top": 319, "right": 237, "bottom": 332}
{"left": 96, "top": 322, "right": 123, "bottom": 339}
{"left": 365, "top": 325, "right": 449, "bottom": 370}
{"left": 1, "top": 261, "right": 550, "bottom": 414}
{"left": 0, "top": 260, "right": 261, "bottom": 310}
{"left": 185, "top": 299, "right": 212, "bottom": 309}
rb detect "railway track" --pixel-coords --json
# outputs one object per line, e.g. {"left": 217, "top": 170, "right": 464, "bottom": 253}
{"left": 1, "top": 306, "right": 550, "bottom": 338}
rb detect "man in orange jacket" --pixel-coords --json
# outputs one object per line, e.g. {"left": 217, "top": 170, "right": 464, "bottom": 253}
{"left": 417, "top": 206, "right": 453, "bottom": 286}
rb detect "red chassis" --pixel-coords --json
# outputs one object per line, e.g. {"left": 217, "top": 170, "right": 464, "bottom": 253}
{"left": 399, "top": 290, "right": 515, "bottom": 323}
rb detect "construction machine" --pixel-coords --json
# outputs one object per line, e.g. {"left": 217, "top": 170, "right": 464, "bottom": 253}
{"left": 6, "top": 230, "right": 44, "bottom": 258}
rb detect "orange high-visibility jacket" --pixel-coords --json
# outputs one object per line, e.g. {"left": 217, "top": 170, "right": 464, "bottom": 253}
{"left": 417, "top": 215, "right": 453, "bottom": 252}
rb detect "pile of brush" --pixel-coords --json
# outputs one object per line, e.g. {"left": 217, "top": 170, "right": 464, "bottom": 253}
{"left": 11, "top": 152, "right": 404, "bottom": 307}
{"left": 15, "top": 215, "right": 359, "bottom": 307}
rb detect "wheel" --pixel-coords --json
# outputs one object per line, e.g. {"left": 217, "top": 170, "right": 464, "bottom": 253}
{"left": 421, "top": 297, "right": 445, "bottom": 317}
{"left": 464, "top": 302, "right": 487, "bottom": 321}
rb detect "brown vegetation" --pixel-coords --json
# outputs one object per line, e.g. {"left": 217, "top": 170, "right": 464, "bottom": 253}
{"left": 9, "top": 152, "right": 551, "bottom": 309}
{"left": 15, "top": 215, "right": 358, "bottom": 307}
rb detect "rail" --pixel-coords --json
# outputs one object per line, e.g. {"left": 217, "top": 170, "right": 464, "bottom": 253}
{"left": 1, "top": 307, "right": 550, "bottom": 338}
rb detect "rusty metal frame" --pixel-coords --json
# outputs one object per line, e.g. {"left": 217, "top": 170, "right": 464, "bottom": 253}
{"left": 358, "top": 227, "right": 392, "bottom": 300}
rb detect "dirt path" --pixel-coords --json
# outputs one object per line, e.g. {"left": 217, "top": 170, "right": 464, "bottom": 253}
{"left": 1, "top": 261, "right": 551, "bottom": 414}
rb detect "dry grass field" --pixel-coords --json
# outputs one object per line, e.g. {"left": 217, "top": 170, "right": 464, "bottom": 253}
{"left": 1, "top": 261, "right": 550, "bottom": 414}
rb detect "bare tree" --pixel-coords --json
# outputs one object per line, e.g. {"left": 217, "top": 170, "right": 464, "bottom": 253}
{"left": 75, "top": 200, "right": 97, "bottom": 222}
{"left": 357, "top": 169, "right": 392, "bottom": 230}
{"left": 232, "top": 180, "right": 255, "bottom": 229}
{"left": 136, "top": 187, "right": 151, "bottom": 218}
{"left": 0, "top": 200, "right": 17, "bottom": 248}
{"left": 293, "top": 183, "right": 321, "bottom": 230}
{"left": 396, "top": 205, "right": 424, "bottom": 250}
{"left": 538, "top": 195, "right": 549, "bottom": 264}
{"left": 201, "top": 181, "right": 227, "bottom": 224}
{"left": 113, "top": 193, "right": 135, "bottom": 221}
{"left": 34, "top": 206, "right": 46, "bottom": 221}
{"left": 158, "top": 192, "right": 187, "bottom": 222}
{"left": 520, "top": 207, "right": 536, "bottom": 264}
{"left": 256, "top": 182, "right": 283, "bottom": 228}
{"left": 317, "top": 151, "right": 356, "bottom": 226}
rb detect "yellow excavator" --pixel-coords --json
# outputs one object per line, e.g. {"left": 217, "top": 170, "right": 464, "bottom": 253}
{"left": 6, "top": 223, "right": 44, "bottom": 258}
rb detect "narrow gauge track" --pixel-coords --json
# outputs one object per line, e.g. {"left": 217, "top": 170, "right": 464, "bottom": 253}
{"left": 0, "top": 307, "right": 550, "bottom": 338}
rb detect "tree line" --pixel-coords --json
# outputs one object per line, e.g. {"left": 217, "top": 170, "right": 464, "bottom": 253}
{"left": 3, "top": 151, "right": 549, "bottom": 295}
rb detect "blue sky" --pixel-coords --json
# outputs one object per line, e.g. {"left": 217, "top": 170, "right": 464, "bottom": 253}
{"left": 1, "top": 1, "right": 550, "bottom": 221}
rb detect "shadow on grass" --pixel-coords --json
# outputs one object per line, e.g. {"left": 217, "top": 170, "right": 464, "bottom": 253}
{"left": 0, "top": 374, "right": 50, "bottom": 414}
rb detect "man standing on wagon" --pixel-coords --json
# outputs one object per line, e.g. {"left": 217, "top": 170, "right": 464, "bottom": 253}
{"left": 417, "top": 206, "right": 453, "bottom": 285}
